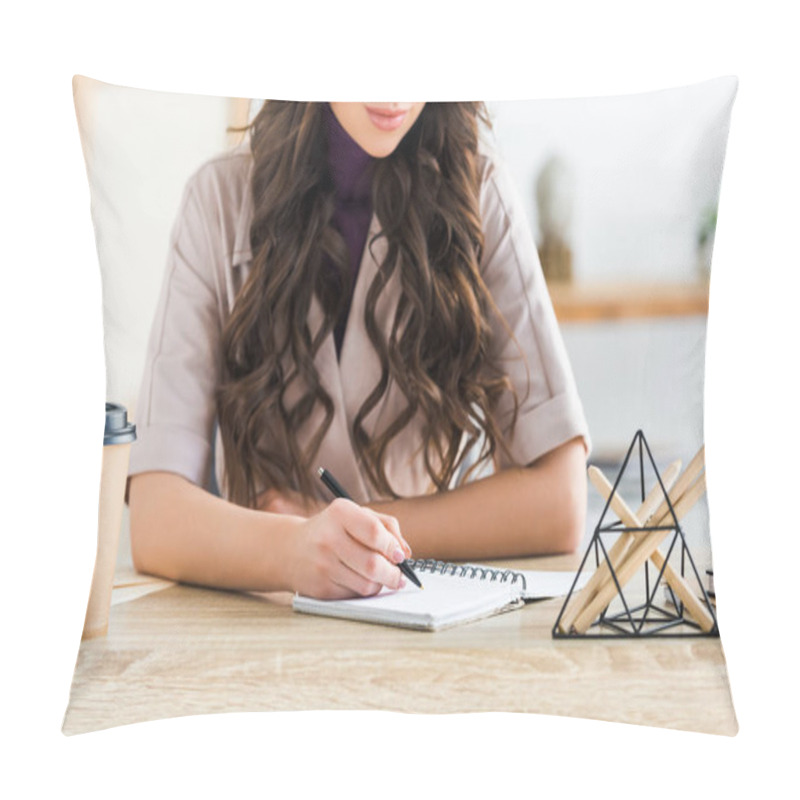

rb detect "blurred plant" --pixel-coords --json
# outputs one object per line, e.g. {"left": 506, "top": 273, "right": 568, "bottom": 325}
{"left": 536, "top": 154, "right": 575, "bottom": 283}
{"left": 696, "top": 204, "right": 718, "bottom": 278}
{"left": 698, "top": 205, "right": 718, "bottom": 248}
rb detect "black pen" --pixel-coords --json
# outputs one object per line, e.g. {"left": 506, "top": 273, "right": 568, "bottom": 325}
{"left": 317, "top": 467, "right": 423, "bottom": 589}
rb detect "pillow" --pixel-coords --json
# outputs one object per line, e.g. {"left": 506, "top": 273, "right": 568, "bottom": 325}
{"left": 65, "top": 75, "right": 738, "bottom": 736}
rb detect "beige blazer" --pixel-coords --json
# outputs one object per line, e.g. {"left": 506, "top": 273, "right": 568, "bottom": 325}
{"left": 129, "top": 146, "right": 590, "bottom": 503}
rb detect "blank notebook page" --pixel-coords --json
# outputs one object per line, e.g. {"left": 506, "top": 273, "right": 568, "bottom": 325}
{"left": 293, "top": 571, "right": 524, "bottom": 631}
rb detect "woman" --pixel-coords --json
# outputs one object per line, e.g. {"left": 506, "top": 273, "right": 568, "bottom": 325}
{"left": 128, "top": 101, "right": 589, "bottom": 600}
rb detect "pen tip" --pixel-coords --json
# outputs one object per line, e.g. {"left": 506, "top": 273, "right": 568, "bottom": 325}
{"left": 317, "top": 467, "right": 324, "bottom": 476}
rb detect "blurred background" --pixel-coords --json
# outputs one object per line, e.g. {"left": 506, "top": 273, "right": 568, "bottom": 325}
{"left": 74, "top": 76, "right": 736, "bottom": 574}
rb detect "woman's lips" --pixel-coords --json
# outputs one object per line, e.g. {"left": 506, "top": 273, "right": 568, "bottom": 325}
{"left": 365, "top": 106, "right": 408, "bottom": 132}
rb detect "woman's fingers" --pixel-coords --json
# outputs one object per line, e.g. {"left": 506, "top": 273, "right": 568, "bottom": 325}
{"left": 373, "top": 511, "right": 412, "bottom": 558}
{"left": 328, "top": 498, "right": 407, "bottom": 564}
{"left": 331, "top": 561, "right": 393, "bottom": 599}
{"left": 334, "top": 529, "right": 406, "bottom": 593}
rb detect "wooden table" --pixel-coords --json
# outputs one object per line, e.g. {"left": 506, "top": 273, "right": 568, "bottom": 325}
{"left": 62, "top": 554, "right": 737, "bottom": 736}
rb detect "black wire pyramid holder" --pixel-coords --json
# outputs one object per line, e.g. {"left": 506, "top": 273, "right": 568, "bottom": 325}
{"left": 552, "top": 430, "right": 719, "bottom": 639}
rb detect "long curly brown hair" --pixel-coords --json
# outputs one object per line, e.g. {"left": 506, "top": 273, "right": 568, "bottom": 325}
{"left": 217, "top": 101, "right": 519, "bottom": 507}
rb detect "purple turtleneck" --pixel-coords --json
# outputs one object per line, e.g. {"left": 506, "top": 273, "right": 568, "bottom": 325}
{"left": 323, "top": 103, "right": 375, "bottom": 357}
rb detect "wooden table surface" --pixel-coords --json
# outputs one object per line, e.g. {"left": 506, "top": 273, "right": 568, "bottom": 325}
{"left": 62, "top": 554, "right": 737, "bottom": 736}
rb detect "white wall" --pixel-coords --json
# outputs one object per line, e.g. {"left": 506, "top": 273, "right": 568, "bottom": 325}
{"left": 74, "top": 76, "right": 234, "bottom": 418}
{"left": 486, "top": 77, "right": 735, "bottom": 282}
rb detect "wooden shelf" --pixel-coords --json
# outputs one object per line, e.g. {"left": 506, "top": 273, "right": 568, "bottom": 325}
{"left": 548, "top": 281, "right": 709, "bottom": 323}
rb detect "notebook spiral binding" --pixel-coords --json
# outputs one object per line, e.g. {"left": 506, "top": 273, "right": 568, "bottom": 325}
{"left": 407, "top": 559, "right": 527, "bottom": 592}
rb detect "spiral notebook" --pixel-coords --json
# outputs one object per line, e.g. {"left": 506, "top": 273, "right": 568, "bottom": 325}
{"left": 292, "top": 560, "right": 533, "bottom": 631}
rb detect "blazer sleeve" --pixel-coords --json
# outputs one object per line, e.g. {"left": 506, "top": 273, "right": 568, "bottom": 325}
{"left": 128, "top": 172, "right": 225, "bottom": 489}
{"left": 479, "top": 155, "right": 591, "bottom": 467}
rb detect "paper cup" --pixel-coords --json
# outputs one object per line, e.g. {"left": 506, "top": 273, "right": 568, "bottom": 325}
{"left": 82, "top": 403, "right": 136, "bottom": 640}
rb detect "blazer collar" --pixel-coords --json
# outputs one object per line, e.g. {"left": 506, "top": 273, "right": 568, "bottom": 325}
{"left": 227, "top": 180, "right": 405, "bottom": 501}
{"left": 300, "top": 213, "right": 396, "bottom": 503}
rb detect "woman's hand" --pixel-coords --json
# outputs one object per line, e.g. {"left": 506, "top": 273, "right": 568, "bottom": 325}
{"left": 285, "top": 498, "right": 413, "bottom": 600}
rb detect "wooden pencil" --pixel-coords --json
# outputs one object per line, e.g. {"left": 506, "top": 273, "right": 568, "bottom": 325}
{"left": 556, "top": 460, "right": 681, "bottom": 634}
{"left": 571, "top": 465, "right": 707, "bottom": 634}
{"left": 582, "top": 466, "right": 715, "bottom": 633}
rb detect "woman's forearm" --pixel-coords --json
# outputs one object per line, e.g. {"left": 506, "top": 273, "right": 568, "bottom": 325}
{"left": 129, "top": 472, "right": 414, "bottom": 599}
{"left": 128, "top": 472, "right": 302, "bottom": 593}
{"left": 370, "top": 438, "right": 587, "bottom": 561}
